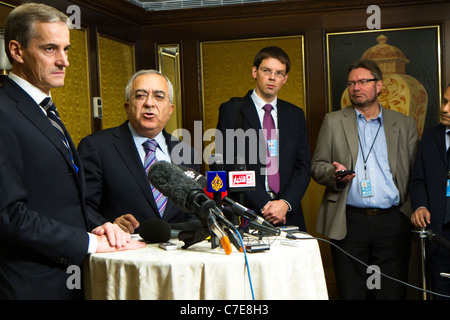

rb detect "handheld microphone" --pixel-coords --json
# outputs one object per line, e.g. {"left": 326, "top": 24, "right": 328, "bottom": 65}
{"left": 228, "top": 157, "right": 256, "bottom": 192}
{"left": 207, "top": 154, "right": 228, "bottom": 206}
{"left": 139, "top": 218, "right": 171, "bottom": 243}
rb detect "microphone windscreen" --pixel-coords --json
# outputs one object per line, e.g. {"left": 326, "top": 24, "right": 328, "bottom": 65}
{"left": 148, "top": 161, "right": 198, "bottom": 211}
{"left": 139, "top": 218, "right": 171, "bottom": 243}
{"left": 176, "top": 164, "right": 207, "bottom": 188}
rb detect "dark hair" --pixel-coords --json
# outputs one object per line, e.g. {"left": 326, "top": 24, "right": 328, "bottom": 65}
{"left": 347, "top": 59, "right": 383, "bottom": 80}
{"left": 253, "top": 46, "right": 291, "bottom": 74}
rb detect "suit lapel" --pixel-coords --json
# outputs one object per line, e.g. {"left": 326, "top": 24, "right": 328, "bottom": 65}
{"left": 431, "top": 124, "right": 446, "bottom": 165}
{"left": 342, "top": 107, "right": 359, "bottom": 168}
{"left": 383, "top": 109, "right": 400, "bottom": 177}
{"left": 112, "top": 123, "right": 159, "bottom": 213}
{"left": 3, "top": 78, "right": 78, "bottom": 174}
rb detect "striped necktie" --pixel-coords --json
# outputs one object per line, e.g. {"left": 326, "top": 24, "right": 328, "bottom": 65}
{"left": 40, "top": 97, "right": 78, "bottom": 173}
{"left": 446, "top": 132, "right": 450, "bottom": 225}
{"left": 143, "top": 139, "right": 167, "bottom": 216}
{"left": 262, "top": 104, "right": 280, "bottom": 194}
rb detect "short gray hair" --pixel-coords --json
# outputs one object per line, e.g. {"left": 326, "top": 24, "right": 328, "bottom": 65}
{"left": 125, "top": 69, "right": 174, "bottom": 103}
{"left": 5, "top": 3, "right": 70, "bottom": 64}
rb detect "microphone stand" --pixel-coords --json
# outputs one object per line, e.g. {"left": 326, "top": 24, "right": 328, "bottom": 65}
{"left": 412, "top": 228, "right": 428, "bottom": 300}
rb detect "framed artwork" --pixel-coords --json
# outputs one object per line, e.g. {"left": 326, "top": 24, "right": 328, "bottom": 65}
{"left": 326, "top": 25, "right": 441, "bottom": 136}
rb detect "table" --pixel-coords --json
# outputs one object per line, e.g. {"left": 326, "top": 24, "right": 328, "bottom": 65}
{"left": 84, "top": 233, "right": 328, "bottom": 300}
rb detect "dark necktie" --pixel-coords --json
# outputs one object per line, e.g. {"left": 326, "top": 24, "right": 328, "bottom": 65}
{"left": 143, "top": 139, "right": 167, "bottom": 216}
{"left": 262, "top": 104, "right": 280, "bottom": 194}
{"left": 40, "top": 97, "right": 78, "bottom": 173}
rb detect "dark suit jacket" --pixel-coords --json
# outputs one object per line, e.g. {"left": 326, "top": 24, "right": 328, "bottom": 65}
{"left": 216, "top": 90, "right": 311, "bottom": 230}
{"left": 410, "top": 123, "right": 447, "bottom": 253}
{"left": 0, "top": 77, "right": 103, "bottom": 299}
{"left": 77, "top": 121, "right": 200, "bottom": 226}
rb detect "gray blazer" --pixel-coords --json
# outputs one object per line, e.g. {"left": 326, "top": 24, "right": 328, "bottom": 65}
{"left": 311, "top": 105, "right": 418, "bottom": 240}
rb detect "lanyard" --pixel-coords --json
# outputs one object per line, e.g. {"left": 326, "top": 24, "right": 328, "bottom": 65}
{"left": 357, "top": 120, "right": 382, "bottom": 177}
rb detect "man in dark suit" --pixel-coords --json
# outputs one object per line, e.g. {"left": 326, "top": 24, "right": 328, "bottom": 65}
{"left": 0, "top": 3, "right": 144, "bottom": 300}
{"left": 216, "top": 46, "right": 311, "bottom": 231}
{"left": 78, "top": 69, "right": 200, "bottom": 233}
{"left": 410, "top": 84, "right": 450, "bottom": 299}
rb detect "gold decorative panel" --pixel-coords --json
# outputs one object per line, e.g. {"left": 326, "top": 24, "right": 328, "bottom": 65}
{"left": 52, "top": 28, "right": 90, "bottom": 147}
{"left": 158, "top": 44, "right": 182, "bottom": 137}
{"left": 98, "top": 34, "right": 135, "bottom": 130}
{"left": 200, "top": 36, "right": 305, "bottom": 133}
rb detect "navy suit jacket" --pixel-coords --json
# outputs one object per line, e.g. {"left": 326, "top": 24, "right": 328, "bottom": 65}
{"left": 0, "top": 77, "right": 103, "bottom": 299}
{"left": 410, "top": 123, "right": 448, "bottom": 252}
{"left": 78, "top": 121, "right": 200, "bottom": 226}
{"left": 216, "top": 90, "right": 311, "bottom": 230}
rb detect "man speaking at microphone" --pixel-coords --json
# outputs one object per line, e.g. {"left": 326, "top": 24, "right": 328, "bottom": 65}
{"left": 78, "top": 70, "right": 200, "bottom": 233}
{"left": 216, "top": 46, "right": 311, "bottom": 230}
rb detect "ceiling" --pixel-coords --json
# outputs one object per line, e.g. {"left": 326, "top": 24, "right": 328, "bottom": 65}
{"left": 125, "top": 0, "right": 283, "bottom": 11}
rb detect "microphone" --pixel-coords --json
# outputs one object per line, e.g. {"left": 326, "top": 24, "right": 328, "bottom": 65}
{"left": 148, "top": 161, "right": 236, "bottom": 253}
{"left": 175, "top": 163, "right": 273, "bottom": 229}
{"left": 147, "top": 161, "right": 215, "bottom": 219}
{"left": 207, "top": 154, "right": 227, "bottom": 206}
{"left": 228, "top": 157, "right": 256, "bottom": 193}
{"left": 222, "top": 196, "right": 273, "bottom": 228}
{"left": 139, "top": 218, "right": 171, "bottom": 243}
{"left": 244, "top": 219, "right": 298, "bottom": 240}
{"left": 206, "top": 210, "right": 232, "bottom": 255}
{"left": 414, "top": 229, "right": 450, "bottom": 252}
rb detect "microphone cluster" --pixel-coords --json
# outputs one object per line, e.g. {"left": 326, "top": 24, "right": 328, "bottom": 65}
{"left": 146, "top": 160, "right": 298, "bottom": 254}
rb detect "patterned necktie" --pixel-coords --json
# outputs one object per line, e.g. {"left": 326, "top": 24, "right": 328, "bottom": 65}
{"left": 40, "top": 97, "right": 78, "bottom": 173}
{"left": 262, "top": 104, "right": 280, "bottom": 194}
{"left": 143, "top": 139, "right": 167, "bottom": 216}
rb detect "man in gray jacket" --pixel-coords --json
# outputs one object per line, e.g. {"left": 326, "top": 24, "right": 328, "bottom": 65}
{"left": 312, "top": 59, "right": 418, "bottom": 299}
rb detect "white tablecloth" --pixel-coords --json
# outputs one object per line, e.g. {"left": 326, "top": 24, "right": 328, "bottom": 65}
{"left": 84, "top": 234, "right": 328, "bottom": 300}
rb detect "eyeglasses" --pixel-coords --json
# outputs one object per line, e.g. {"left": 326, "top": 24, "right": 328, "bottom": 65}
{"left": 133, "top": 89, "right": 167, "bottom": 103}
{"left": 259, "top": 67, "right": 286, "bottom": 79}
{"left": 347, "top": 78, "right": 378, "bottom": 88}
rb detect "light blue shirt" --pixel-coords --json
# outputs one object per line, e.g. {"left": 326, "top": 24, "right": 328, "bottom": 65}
{"left": 128, "top": 122, "right": 171, "bottom": 165}
{"left": 346, "top": 107, "right": 399, "bottom": 209}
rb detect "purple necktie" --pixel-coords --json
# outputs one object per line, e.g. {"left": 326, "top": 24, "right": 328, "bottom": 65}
{"left": 262, "top": 104, "right": 280, "bottom": 194}
{"left": 143, "top": 139, "right": 167, "bottom": 216}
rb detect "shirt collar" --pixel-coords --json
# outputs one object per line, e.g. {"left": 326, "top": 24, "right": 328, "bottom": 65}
{"left": 128, "top": 122, "right": 166, "bottom": 153}
{"left": 8, "top": 72, "right": 49, "bottom": 105}
{"left": 355, "top": 104, "right": 383, "bottom": 123}
{"left": 251, "top": 89, "right": 278, "bottom": 112}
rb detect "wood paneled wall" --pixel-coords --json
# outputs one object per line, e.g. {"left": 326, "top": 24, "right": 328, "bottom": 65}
{"left": 3, "top": 0, "right": 449, "bottom": 299}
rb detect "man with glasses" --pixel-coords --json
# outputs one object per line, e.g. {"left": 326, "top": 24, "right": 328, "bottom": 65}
{"left": 216, "top": 46, "right": 311, "bottom": 231}
{"left": 78, "top": 70, "right": 200, "bottom": 233}
{"left": 312, "top": 59, "right": 418, "bottom": 299}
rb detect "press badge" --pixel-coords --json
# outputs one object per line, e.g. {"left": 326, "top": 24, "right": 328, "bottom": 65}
{"left": 267, "top": 140, "right": 278, "bottom": 157}
{"left": 360, "top": 179, "right": 374, "bottom": 198}
{"left": 447, "top": 172, "right": 450, "bottom": 197}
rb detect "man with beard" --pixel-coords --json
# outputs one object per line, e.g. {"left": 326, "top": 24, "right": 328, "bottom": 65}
{"left": 311, "top": 59, "right": 418, "bottom": 299}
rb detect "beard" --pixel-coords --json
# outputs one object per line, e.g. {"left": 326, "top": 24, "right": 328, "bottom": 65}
{"left": 350, "top": 92, "right": 378, "bottom": 108}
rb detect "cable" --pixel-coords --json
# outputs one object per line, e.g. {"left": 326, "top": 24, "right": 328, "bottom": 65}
{"left": 289, "top": 231, "right": 450, "bottom": 299}
{"left": 235, "top": 229, "right": 255, "bottom": 300}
